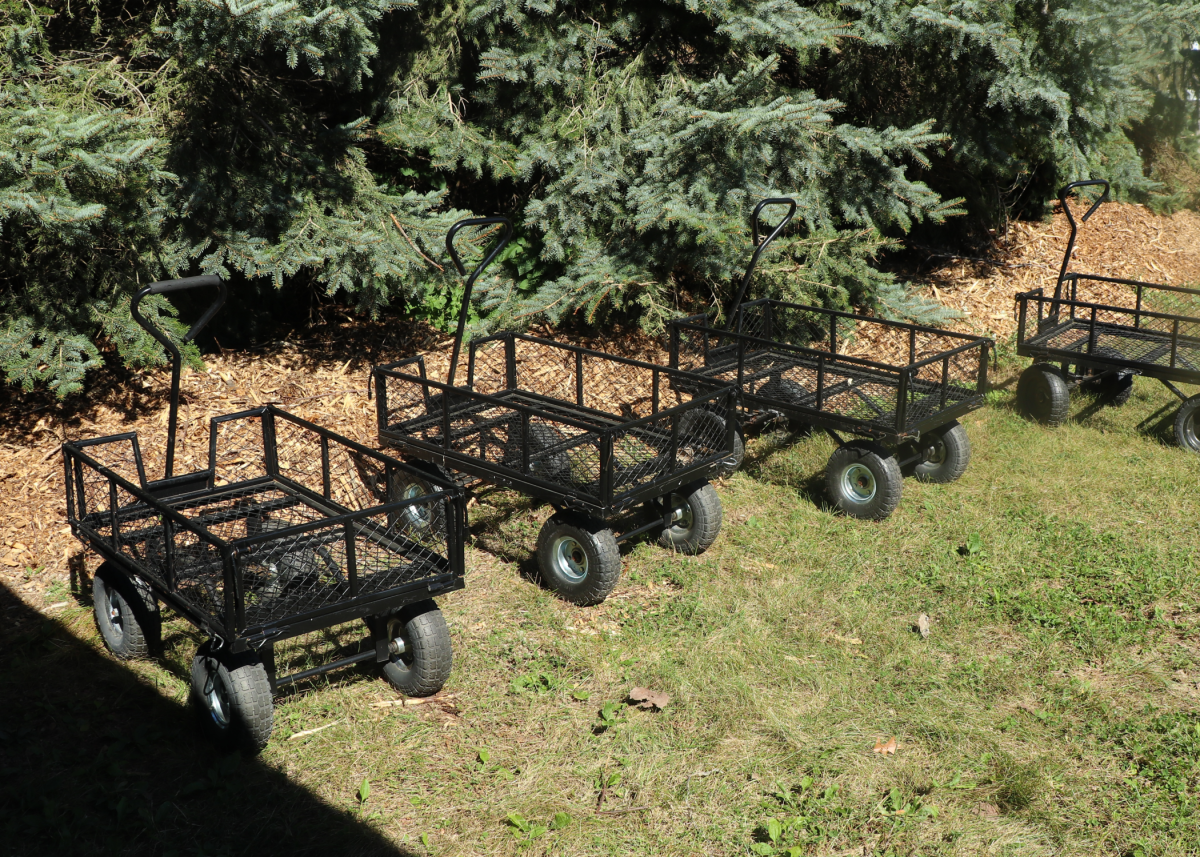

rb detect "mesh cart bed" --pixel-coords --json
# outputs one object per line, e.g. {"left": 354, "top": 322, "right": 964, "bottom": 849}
{"left": 64, "top": 277, "right": 466, "bottom": 752}
{"left": 669, "top": 198, "right": 992, "bottom": 520}
{"left": 1015, "top": 180, "right": 1200, "bottom": 451}
{"left": 374, "top": 218, "right": 738, "bottom": 606}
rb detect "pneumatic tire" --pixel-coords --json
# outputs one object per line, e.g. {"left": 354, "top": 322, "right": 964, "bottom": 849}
{"left": 1174, "top": 395, "right": 1200, "bottom": 452}
{"left": 825, "top": 442, "right": 903, "bottom": 520}
{"left": 380, "top": 600, "right": 453, "bottom": 697}
{"left": 191, "top": 643, "right": 274, "bottom": 753}
{"left": 93, "top": 563, "right": 159, "bottom": 660}
{"left": 1016, "top": 363, "right": 1070, "bottom": 426}
{"left": 536, "top": 513, "right": 621, "bottom": 606}
{"left": 657, "top": 482, "right": 723, "bottom": 554}
{"left": 913, "top": 421, "right": 971, "bottom": 484}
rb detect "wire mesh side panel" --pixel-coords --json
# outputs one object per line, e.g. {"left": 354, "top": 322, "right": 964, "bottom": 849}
{"left": 236, "top": 507, "right": 451, "bottom": 627}
{"left": 902, "top": 347, "right": 986, "bottom": 430}
{"left": 74, "top": 436, "right": 144, "bottom": 492}
{"left": 212, "top": 413, "right": 269, "bottom": 486}
{"left": 608, "top": 396, "right": 732, "bottom": 498}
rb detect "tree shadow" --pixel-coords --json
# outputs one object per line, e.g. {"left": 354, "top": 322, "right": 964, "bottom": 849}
{"left": 0, "top": 582, "right": 419, "bottom": 857}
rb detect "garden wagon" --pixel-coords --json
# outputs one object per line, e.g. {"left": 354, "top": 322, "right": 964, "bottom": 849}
{"left": 63, "top": 276, "right": 467, "bottom": 752}
{"left": 372, "top": 218, "right": 738, "bottom": 606}
{"left": 669, "top": 198, "right": 994, "bottom": 520}
{"left": 1015, "top": 179, "right": 1200, "bottom": 451}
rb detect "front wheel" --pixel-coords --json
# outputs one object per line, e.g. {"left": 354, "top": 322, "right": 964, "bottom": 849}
{"left": 536, "top": 513, "right": 621, "bottom": 606}
{"left": 1174, "top": 395, "right": 1200, "bottom": 452}
{"left": 93, "top": 564, "right": 159, "bottom": 660}
{"left": 913, "top": 422, "right": 971, "bottom": 484}
{"left": 825, "top": 442, "right": 903, "bottom": 520}
{"left": 190, "top": 643, "right": 274, "bottom": 753}
{"left": 657, "top": 482, "right": 722, "bottom": 554}
{"left": 1016, "top": 363, "right": 1070, "bottom": 426}
{"left": 380, "top": 600, "right": 453, "bottom": 697}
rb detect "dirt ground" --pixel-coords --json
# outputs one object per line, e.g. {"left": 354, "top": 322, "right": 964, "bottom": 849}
{"left": 3, "top": 200, "right": 1199, "bottom": 632}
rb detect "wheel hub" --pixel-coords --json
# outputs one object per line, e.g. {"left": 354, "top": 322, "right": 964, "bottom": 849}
{"left": 923, "top": 439, "right": 946, "bottom": 466}
{"left": 550, "top": 535, "right": 589, "bottom": 583}
{"left": 401, "top": 483, "right": 431, "bottom": 528}
{"left": 203, "top": 665, "right": 231, "bottom": 729}
{"left": 841, "top": 462, "right": 877, "bottom": 504}
{"left": 668, "top": 496, "right": 694, "bottom": 535}
{"left": 107, "top": 591, "right": 125, "bottom": 640}
{"left": 386, "top": 618, "right": 413, "bottom": 670}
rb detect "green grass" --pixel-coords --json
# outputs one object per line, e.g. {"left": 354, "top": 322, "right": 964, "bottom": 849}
{"left": 4, "top": 359, "right": 1200, "bottom": 856}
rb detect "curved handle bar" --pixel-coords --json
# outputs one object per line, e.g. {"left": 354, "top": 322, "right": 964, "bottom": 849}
{"left": 130, "top": 275, "right": 228, "bottom": 358}
{"left": 444, "top": 217, "right": 513, "bottom": 386}
{"left": 1059, "top": 179, "right": 1110, "bottom": 227}
{"left": 129, "top": 275, "right": 227, "bottom": 479}
{"left": 725, "top": 197, "right": 797, "bottom": 329}
{"left": 1053, "top": 180, "right": 1110, "bottom": 312}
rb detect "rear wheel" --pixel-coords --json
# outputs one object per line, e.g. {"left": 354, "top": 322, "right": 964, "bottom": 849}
{"left": 825, "top": 442, "right": 903, "bottom": 520}
{"left": 536, "top": 513, "right": 621, "bottom": 606}
{"left": 190, "top": 643, "right": 274, "bottom": 753}
{"left": 1174, "top": 395, "right": 1200, "bottom": 452}
{"left": 93, "top": 564, "right": 159, "bottom": 660}
{"left": 1077, "top": 346, "right": 1133, "bottom": 406}
{"left": 1016, "top": 363, "right": 1070, "bottom": 426}
{"left": 389, "top": 461, "right": 451, "bottom": 538}
{"left": 380, "top": 600, "right": 453, "bottom": 697}
{"left": 657, "top": 482, "right": 722, "bottom": 554}
{"left": 913, "top": 421, "right": 971, "bottom": 484}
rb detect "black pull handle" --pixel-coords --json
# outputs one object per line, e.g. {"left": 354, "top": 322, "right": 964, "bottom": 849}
{"left": 1058, "top": 180, "right": 1110, "bottom": 227}
{"left": 128, "top": 275, "right": 227, "bottom": 479}
{"left": 724, "top": 197, "right": 797, "bottom": 329}
{"left": 444, "top": 217, "right": 513, "bottom": 387}
{"left": 1053, "top": 180, "right": 1109, "bottom": 318}
{"left": 130, "top": 275, "right": 228, "bottom": 357}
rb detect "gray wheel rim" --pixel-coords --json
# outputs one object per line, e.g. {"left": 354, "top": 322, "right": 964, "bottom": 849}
{"left": 550, "top": 535, "right": 588, "bottom": 583}
{"left": 204, "top": 665, "right": 231, "bottom": 730}
{"left": 924, "top": 438, "right": 947, "bottom": 466}
{"left": 106, "top": 588, "right": 126, "bottom": 643}
{"left": 1183, "top": 408, "right": 1200, "bottom": 450}
{"left": 401, "top": 483, "right": 431, "bottom": 529}
{"left": 387, "top": 618, "right": 414, "bottom": 674}
{"left": 842, "top": 462, "right": 877, "bottom": 504}
{"left": 667, "top": 495, "right": 694, "bottom": 537}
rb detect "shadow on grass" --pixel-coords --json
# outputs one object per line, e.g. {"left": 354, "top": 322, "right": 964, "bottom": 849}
{"left": 0, "top": 582, "right": 418, "bottom": 857}
{"left": 737, "top": 424, "right": 830, "bottom": 511}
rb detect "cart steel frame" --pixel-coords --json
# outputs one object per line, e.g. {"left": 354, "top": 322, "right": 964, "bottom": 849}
{"left": 669, "top": 198, "right": 993, "bottom": 519}
{"left": 374, "top": 218, "right": 738, "bottom": 604}
{"left": 64, "top": 276, "right": 467, "bottom": 751}
{"left": 1015, "top": 179, "right": 1200, "bottom": 450}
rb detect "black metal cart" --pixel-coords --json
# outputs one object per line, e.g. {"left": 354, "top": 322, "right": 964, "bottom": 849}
{"left": 668, "top": 198, "right": 993, "bottom": 520}
{"left": 373, "top": 218, "right": 738, "bottom": 606}
{"left": 63, "top": 277, "right": 467, "bottom": 752}
{"left": 1015, "top": 180, "right": 1200, "bottom": 450}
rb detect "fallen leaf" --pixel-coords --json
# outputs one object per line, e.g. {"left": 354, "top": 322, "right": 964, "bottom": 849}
{"left": 834, "top": 634, "right": 863, "bottom": 645}
{"left": 872, "top": 736, "right": 898, "bottom": 755}
{"left": 628, "top": 687, "right": 670, "bottom": 711}
{"left": 972, "top": 802, "right": 1000, "bottom": 818}
{"left": 917, "top": 614, "right": 931, "bottom": 639}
